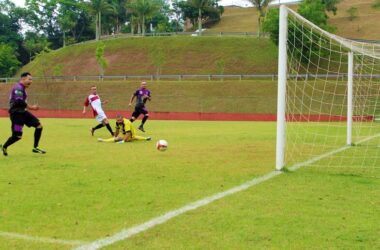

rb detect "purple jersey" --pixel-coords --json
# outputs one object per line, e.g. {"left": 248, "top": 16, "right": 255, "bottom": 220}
{"left": 133, "top": 88, "right": 151, "bottom": 106}
{"left": 9, "top": 82, "right": 27, "bottom": 113}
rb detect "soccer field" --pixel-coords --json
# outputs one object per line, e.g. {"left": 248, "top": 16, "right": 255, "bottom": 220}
{"left": 0, "top": 118, "right": 379, "bottom": 249}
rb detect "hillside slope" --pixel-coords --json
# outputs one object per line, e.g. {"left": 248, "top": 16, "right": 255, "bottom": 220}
{"left": 22, "top": 36, "right": 278, "bottom": 77}
{"left": 209, "top": 0, "right": 380, "bottom": 40}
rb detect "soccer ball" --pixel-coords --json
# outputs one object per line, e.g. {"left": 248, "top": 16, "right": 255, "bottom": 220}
{"left": 156, "top": 139, "right": 168, "bottom": 151}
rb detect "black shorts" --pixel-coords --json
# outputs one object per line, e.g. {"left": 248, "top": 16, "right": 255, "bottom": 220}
{"left": 10, "top": 111, "right": 40, "bottom": 133}
{"left": 131, "top": 105, "right": 148, "bottom": 118}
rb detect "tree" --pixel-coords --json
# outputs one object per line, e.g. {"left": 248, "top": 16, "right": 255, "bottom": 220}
{"left": 127, "top": 0, "right": 162, "bottom": 35}
{"left": 347, "top": 6, "right": 358, "bottom": 21}
{"left": 246, "top": 0, "right": 274, "bottom": 35}
{"left": 0, "top": 44, "right": 21, "bottom": 77}
{"left": 87, "top": 0, "right": 115, "bottom": 40}
{"left": 372, "top": 0, "right": 380, "bottom": 9}
{"left": 322, "top": 0, "right": 341, "bottom": 15}
{"left": 178, "top": 0, "right": 223, "bottom": 33}
{"left": 95, "top": 42, "right": 108, "bottom": 76}
{"left": 171, "top": 0, "right": 185, "bottom": 31}
{"left": 23, "top": 32, "right": 50, "bottom": 62}
{"left": 0, "top": 0, "right": 29, "bottom": 65}
{"left": 57, "top": 0, "right": 87, "bottom": 46}
{"left": 110, "top": 0, "right": 129, "bottom": 34}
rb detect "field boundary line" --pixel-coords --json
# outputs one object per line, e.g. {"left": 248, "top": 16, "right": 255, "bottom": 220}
{"left": 0, "top": 231, "right": 87, "bottom": 246}
{"left": 74, "top": 133, "right": 380, "bottom": 250}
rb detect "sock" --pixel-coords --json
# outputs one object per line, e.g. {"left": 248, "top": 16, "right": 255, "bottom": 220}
{"left": 34, "top": 127, "right": 43, "bottom": 148}
{"left": 134, "top": 135, "right": 148, "bottom": 141}
{"left": 102, "top": 137, "right": 118, "bottom": 142}
{"left": 93, "top": 124, "right": 104, "bottom": 130}
{"left": 141, "top": 115, "right": 149, "bottom": 126}
{"left": 105, "top": 123, "right": 114, "bottom": 136}
{"left": 3, "top": 136, "right": 21, "bottom": 149}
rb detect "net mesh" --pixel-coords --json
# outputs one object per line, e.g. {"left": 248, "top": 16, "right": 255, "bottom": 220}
{"left": 284, "top": 8, "right": 380, "bottom": 173}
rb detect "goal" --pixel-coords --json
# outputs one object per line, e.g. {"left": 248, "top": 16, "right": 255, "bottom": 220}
{"left": 276, "top": 5, "right": 380, "bottom": 171}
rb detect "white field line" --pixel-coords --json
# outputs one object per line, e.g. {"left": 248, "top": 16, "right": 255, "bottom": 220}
{"left": 0, "top": 231, "right": 86, "bottom": 246}
{"left": 73, "top": 133, "right": 380, "bottom": 250}
{"left": 3, "top": 134, "right": 378, "bottom": 249}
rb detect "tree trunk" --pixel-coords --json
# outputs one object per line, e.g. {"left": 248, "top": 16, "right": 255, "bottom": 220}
{"left": 63, "top": 31, "right": 66, "bottom": 47}
{"left": 96, "top": 12, "right": 100, "bottom": 40}
{"left": 99, "top": 12, "right": 102, "bottom": 39}
{"left": 142, "top": 15, "right": 145, "bottom": 35}
{"left": 198, "top": 8, "right": 202, "bottom": 36}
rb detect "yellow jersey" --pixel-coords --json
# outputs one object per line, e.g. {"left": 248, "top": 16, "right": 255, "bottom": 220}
{"left": 115, "top": 118, "right": 136, "bottom": 137}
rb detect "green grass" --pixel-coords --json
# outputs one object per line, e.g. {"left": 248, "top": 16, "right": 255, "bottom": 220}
{"left": 20, "top": 36, "right": 278, "bottom": 77}
{"left": 0, "top": 118, "right": 379, "bottom": 249}
{"left": 0, "top": 79, "right": 279, "bottom": 114}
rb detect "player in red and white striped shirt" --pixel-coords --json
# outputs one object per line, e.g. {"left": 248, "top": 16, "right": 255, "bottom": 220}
{"left": 82, "top": 86, "right": 114, "bottom": 136}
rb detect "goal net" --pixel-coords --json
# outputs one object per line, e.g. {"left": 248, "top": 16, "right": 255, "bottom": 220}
{"left": 276, "top": 6, "right": 380, "bottom": 172}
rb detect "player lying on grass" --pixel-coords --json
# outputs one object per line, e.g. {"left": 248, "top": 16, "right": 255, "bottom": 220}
{"left": 98, "top": 114, "right": 151, "bottom": 143}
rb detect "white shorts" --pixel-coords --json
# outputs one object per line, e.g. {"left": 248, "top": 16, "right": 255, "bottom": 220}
{"left": 95, "top": 111, "right": 107, "bottom": 123}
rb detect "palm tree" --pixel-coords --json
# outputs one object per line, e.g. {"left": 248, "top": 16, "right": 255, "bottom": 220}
{"left": 189, "top": 0, "right": 213, "bottom": 36}
{"left": 87, "top": 0, "right": 115, "bottom": 40}
{"left": 127, "top": 0, "right": 161, "bottom": 35}
{"left": 247, "top": 0, "right": 274, "bottom": 35}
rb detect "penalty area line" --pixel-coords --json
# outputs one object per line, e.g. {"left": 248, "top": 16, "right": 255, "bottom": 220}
{"left": 0, "top": 231, "right": 87, "bottom": 246}
{"left": 74, "top": 133, "right": 380, "bottom": 250}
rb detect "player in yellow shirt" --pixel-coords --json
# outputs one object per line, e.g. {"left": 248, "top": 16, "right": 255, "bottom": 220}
{"left": 98, "top": 114, "right": 151, "bottom": 143}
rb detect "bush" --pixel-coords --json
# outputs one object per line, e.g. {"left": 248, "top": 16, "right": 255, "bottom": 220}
{"left": 347, "top": 7, "right": 358, "bottom": 21}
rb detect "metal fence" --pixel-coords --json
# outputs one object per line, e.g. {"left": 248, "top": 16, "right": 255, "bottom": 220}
{"left": 2, "top": 73, "right": 380, "bottom": 84}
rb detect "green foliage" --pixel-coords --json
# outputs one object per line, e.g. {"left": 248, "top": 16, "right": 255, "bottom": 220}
{"left": 373, "top": 0, "right": 380, "bottom": 9}
{"left": 52, "top": 64, "right": 64, "bottom": 76}
{"left": 298, "top": 0, "right": 330, "bottom": 30}
{"left": 262, "top": 8, "right": 280, "bottom": 44}
{"left": 322, "top": 0, "right": 341, "bottom": 15}
{"left": 246, "top": 0, "right": 274, "bottom": 34}
{"left": 0, "top": 43, "right": 21, "bottom": 77}
{"left": 23, "top": 32, "right": 50, "bottom": 62}
{"left": 215, "top": 59, "right": 225, "bottom": 75}
{"left": 347, "top": 6, "right": 358, "bottom": 21}
{"left": 95, "top": 41, "right": 108, "bottom": 76}
{"left": 127, "top": 0, "right": 163, "bottom": 35}
{"left": 263, "top": 0, "right": 337, "bottom": 46}
{"left": 178, "top": 0, "right": 223, "bottom": 31}
{"left": 87, "top": 0, "right": 116, "bottom": 40}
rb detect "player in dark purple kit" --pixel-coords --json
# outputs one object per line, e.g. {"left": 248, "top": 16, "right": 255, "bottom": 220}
{"left": 0, "top": 72, "right": 46, "bottom": 156}
{"left": 128, "top": 81, "right": 151, "bottom": 132}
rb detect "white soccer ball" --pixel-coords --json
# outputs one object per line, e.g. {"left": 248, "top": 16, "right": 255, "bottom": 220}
{"left": 156, "top": 139, "right": 168, "bottom": 151}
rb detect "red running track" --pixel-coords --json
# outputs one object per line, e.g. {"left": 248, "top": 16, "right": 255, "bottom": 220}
{"left": 0, "top": 109, "right": 373, "bottom": 122}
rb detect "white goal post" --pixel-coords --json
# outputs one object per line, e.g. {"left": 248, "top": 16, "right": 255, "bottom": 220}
{"left": 276, "top": 5, "right": 380, "bottom": 171}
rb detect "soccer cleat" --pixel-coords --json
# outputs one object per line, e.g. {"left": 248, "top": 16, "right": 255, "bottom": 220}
{"left": 90, "top": 128, "right": 95, "bottom": 136}
{"left": 32, "top": 147, "right": 46, "bottom": 154}
{"left": 146, "top": 137, "right": 151, "bottom": 141}
{"left": 97, "top": 138, "right": 104, "bottom": 142}
{"left": 1, "top": 144, "right": 8, "bottom": 156}
{"left": 116, "top": 140, "right": 125, "bottom": 144}
{"left": 138, "top": 125, "right": 145, "bottom": 132}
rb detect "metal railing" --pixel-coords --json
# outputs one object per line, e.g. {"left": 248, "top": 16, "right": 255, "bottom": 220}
{"left": 1, "top": 73, "right": 380, "bottom": 84}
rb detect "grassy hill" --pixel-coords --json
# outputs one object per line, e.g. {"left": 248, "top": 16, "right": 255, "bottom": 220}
{"left": 210, "top": 0, "right": 380, "bottom": 40}
{"left": 21, "top": 36, "right": 277, "bottom": 77}
{"left": 0, "top": 80, "right": 278, "bottom": 114}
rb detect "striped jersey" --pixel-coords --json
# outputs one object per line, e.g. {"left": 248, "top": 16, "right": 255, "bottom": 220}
{"left": 84, "top": 94, "right": 103, "bottom": 117}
